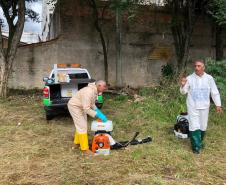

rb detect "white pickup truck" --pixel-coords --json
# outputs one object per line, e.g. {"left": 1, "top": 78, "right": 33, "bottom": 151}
{"left": 42, "top": 64, "right": 103, "bottom": 120}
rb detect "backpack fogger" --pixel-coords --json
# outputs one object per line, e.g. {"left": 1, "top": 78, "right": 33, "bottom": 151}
{"left": 91, "top": 119, "right": 152, "bottom": 155}
{"left": 174, "top": 112, "right": 189, "bottom": 139}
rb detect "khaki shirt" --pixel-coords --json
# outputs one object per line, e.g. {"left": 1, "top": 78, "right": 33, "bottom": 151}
{"left": 68, "top": 83, "right": 97, "bottom": 117}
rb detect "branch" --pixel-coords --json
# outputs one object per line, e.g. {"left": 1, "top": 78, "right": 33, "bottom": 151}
{"left": 0, "top": 23, "right": 4, "bottom": 55}
{"left": 101, "top": 1, "right": 110, "bottom": 21}
{"left": 26, "top": 9, "right": 40, "bottom": 22}
{"left": 87, "top": 0, "right": 100, "bottom": 31}
{"left": 0, "top": 1, "right": 14, "bottom": 29}
{"left": 11, "top": 0, "right": 19, "bottom": 22}
{"left": 7, "top": 0, "right": 25, "bottom": 64}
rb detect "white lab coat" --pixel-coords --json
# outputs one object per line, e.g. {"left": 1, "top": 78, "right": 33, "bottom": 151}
{"left": 180, "top": 72, "right": 221, "bottom": 131}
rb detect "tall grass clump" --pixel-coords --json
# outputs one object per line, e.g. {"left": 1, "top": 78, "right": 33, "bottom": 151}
{"left": 206, "top": 58, "right": 226, "bottom": 105}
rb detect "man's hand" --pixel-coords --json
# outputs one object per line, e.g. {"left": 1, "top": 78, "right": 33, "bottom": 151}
{"left": 216, "top": 106, "right": 223, "bottom": 113}
{"left": 95, "top": 108, "right": 108, "bottom": 122}
{"left": 180, "top": 77, "right": 187, "bottom": 87}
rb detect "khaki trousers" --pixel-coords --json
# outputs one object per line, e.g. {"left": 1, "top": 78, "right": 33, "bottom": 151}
{"left": 68, "top": 102, "right": 89, "bottom": 150}
{"left": 68, "top": 103, "right": 88, "bottom": 134}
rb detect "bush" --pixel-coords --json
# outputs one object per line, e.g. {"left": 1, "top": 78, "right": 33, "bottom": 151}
{"left": 161, "top": 64, "right": 174, "bottom": 78}
{"left": 205, "top": 58, "right": 226, "bottom": 104}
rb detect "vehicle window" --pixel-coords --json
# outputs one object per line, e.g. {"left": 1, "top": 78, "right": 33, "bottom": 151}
{"left": 69, "top": 73, "right": 89, "bottom": 79}
{"left": 51, "top": 70, "right": 89, "bottom": 79}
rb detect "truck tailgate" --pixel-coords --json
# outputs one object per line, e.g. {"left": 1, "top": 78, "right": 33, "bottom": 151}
{"left": 61, "top": 83, "right": 78, "bottom": 97}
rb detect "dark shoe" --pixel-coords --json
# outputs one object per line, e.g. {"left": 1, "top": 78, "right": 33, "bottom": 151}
{"left": 193, "top": 148, "right": 200, "bottom": 154}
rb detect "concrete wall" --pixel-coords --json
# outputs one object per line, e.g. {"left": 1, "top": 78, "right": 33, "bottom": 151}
{"left": 8, "top": 0, "right": 223, "bottom": 89}
{"left": 9, "top": 40, "right": 58, "bottom": 89}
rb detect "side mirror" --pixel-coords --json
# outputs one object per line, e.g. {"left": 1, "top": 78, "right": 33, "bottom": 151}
{"left": 43, "top": 77, "right": 49, "bottom": 82}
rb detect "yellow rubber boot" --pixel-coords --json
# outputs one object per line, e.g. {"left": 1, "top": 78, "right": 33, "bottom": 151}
{"left": 74, "top": 132, "right": 80, "bottom": 145}
{"left": 78, "top": 133, "right": 89, "bottom": 151}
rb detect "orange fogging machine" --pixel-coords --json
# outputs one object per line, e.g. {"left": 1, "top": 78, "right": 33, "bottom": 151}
{"left": 91, "top": 119, "right": 152, "bottom": 155}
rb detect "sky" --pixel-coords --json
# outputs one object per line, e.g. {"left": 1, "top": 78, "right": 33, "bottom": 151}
{"left": 0, "top": 0, "right": 42, "bottom": 34}
{"left": 24, "top": 0, "right": 42, "bottom": 34}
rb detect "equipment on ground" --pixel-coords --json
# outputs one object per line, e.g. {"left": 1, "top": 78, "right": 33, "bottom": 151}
{"left": 174, "top": 112, "right": 189, "bottom": 139}
{"left": 91, "top": 119, "right": 152, "bottom": 155}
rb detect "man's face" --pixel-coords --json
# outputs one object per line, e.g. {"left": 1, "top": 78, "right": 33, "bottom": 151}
{"left": 97, "top": 83, "right": 107, "bottom": 93}
{"left": 194, "top": 61, "right": 205, "bottom": 76}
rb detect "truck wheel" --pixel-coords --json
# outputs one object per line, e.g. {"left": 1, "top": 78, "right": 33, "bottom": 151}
{"left": 46, "top": 113, "right": 54, "bottom": 120}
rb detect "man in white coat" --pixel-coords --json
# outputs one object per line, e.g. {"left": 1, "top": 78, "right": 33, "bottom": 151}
{"left": 180, "top": 60, "right": 222, "bottom": 154}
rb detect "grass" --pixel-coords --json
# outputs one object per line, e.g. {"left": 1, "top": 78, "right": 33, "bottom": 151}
{"left": 0, "top": 85, "right": 226, "bottom": 185}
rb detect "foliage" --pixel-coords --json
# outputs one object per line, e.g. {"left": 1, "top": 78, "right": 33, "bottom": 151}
{"left": 208, "top": 0, "right": 226, "bottom": 25}
{"left": 164, "top": 0, "right": 210, "bottom": 71}
{"left": 0, "top": 0, "right": 39, "bottom": 25}
{"left": 161, "top": 63, "right": 174, "bottom": 78}
{"left": 205, "top": 58, "right": 226, "bottom": 103}
{"left": 109, "top": 0, "right": 136, "bottom": 11}
{"left": 207, "top": 0, "right": 226, "bottom": 60}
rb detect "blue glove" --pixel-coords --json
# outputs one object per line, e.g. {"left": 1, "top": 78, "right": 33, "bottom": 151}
{"left": 95, "top": 108, "right": 108, "bottom": 122}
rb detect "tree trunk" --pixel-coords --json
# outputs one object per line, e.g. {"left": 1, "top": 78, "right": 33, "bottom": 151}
{"left": 179, "top": 33, "right": 191, "bottom": 71}
{"left": 0, "top": 61, "right": 10, "bottom": 98}
{"left": 88, "top": 0, "right": 109, "bottom": 84}
{"left": 169, "top": 0, "right": 199, "bottom": 73}
{"left": 0, "top": 0, "right": 25, "bottom": 98}
{"left": 172, "top": 25, "right": 191, "bottom": 73}
{"left": 99, "top": 30, "right": 108, "bottom": 84}
{"left": 172, "top": 26, "right": 192, "bottom": 73}
{"left": 115, "top": 7, "right": 122, "bottom": 87}
{"left": 94, "top": 22, "right": 108, "bottom": 84}
{"left": 215, "top": 24, "right": 224, "bottom": 61}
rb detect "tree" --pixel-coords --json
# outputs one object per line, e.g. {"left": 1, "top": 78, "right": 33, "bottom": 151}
{"left": 165, "top": 0, "right": 209, "bottom": 72}
{"left": 88, "top": 0, "right": 137, "bottom": 86}
{"left": 215, "top": 23, "right": 224, "bottom": 61}
{"left": 110, "top": 0, "right": 137, "bottom": 87}
{"left": 208, "top": 0, "right": 226, "bottom": 60}
{"left": 110, "top": 0, "right": 123, "bottom": 87}
{"left": 209, "top": 0, "right": 226, "bottom": 25}
{"left": 87, "top": 0, "right": 110, "bottom": 84}
{"left": 0, "top": 0, "right": 39, "bottom": 98}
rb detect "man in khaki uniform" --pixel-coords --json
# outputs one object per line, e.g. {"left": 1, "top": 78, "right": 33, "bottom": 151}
{"left": 68, "top": 80, "right": 107, "bottom": 155}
